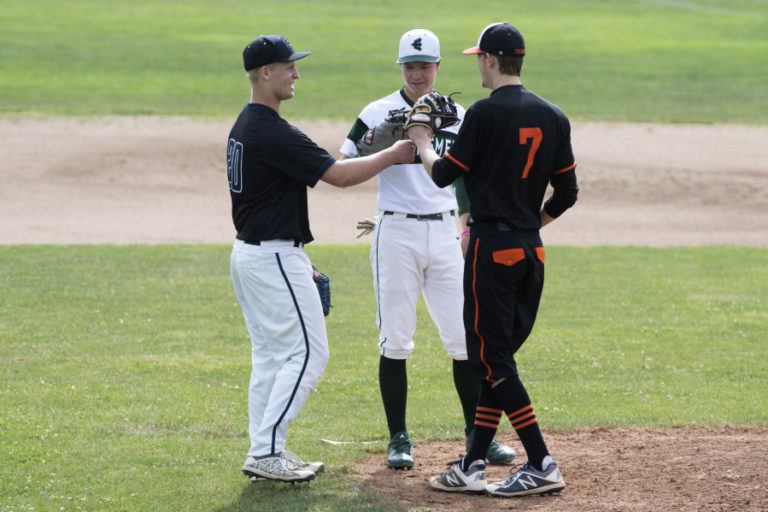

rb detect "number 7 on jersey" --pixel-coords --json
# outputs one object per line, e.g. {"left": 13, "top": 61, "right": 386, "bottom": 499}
{"left": 519, "top": 127, "right": 542, "bottom": 179}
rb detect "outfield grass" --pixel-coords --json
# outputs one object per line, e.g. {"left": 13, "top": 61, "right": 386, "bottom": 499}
{"left": 1, "top": 245, "right": 766, "bottom": 511}
{"left": 1, "top": 0, "right": 766, "bottom": 122}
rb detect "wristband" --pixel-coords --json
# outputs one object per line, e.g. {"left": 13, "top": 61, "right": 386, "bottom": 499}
{"left": 460, "top": 230, "right": 470, "bottom": 239}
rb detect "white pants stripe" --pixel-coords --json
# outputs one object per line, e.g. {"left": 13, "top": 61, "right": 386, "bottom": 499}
{"left": 230, "top": 240, "right": 329, "bottom": 457}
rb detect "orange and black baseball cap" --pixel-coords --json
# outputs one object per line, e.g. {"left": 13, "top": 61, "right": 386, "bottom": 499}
{"left": 463, "top": 22, "right": 525, "bottom": 57}
{"left": 243, "top": 35, "right": 310, "bottom": 71}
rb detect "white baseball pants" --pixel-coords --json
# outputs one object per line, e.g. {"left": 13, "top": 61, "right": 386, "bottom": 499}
{"left": 371, "top": 211, "right": 467, "bottom": 360}
{"left": 230, "top": 239, "right": 329, "bottom": 457}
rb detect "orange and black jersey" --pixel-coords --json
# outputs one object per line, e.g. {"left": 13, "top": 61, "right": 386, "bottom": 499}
{"left": 432, "top": 85, "right": 578, "bottom": 230}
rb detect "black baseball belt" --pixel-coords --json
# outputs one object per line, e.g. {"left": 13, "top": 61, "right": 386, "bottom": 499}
{"left": 241, "top": 239, "right": 302, "bottom": 247}
{"left": 382, "top": 210, "right": 455, "bottom": 221}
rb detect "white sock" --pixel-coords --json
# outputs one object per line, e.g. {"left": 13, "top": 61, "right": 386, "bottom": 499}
{"left": 464, "top": 458, "right": 484, "bottom": 471}
{"left": 540, "top": 455, "right": 554, "bottom": 471}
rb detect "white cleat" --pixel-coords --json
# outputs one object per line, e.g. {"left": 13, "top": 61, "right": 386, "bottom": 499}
{"left": 429, "top": 458, "right": 487, "bottom": 494}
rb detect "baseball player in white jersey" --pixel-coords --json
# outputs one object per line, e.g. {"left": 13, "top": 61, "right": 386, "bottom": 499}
{"left": 340, "top": 28, "right": 516, "bottom": 469}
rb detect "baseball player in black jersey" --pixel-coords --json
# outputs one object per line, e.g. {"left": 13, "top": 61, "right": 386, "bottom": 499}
{"left": 407, "top": 23, "right": 578, "bottom": 497}
{"left": 229, "top": 34, "right": 414, "bottom": 484}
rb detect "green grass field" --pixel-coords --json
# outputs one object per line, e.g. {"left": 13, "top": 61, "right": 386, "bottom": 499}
{"left": 1, "top": 245, "right": 766, "bottom": 511}
{"left": 1, "top": 0, "right": 767, "bottom": 510}
{"left": 1, "top": 0, "right": 767, "bottom": 122}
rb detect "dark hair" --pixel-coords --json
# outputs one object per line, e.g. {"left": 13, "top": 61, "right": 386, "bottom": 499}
{"left": 496, "top": 54, "right": 523, "bottom": 76}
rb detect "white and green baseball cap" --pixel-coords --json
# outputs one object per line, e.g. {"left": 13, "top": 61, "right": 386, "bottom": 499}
{"left": 396, "top": 28, "right": 440, "bottom": 64}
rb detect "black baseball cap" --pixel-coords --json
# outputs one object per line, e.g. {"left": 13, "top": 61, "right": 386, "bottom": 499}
{"left": 463, "top": 22, "right": 525, "bottom": 57}
{"left": 243, "top": 35, "right": 310, "bottom": 71}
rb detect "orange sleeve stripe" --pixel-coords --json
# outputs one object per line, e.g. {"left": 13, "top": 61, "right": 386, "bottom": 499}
{"left": 475, "top": 419, "right": 500, "bottom": 429}
{"left": 445, "top": 151, "right": 470, "bottom": 172}
{"left": 553, "top": 162, "right": 576, "bottom": 175}
{"left": 513, "top": 417, "right": 538, "bottom": 430}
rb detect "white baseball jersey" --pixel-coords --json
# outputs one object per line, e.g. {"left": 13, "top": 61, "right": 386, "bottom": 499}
{"left": 340, "top": 89, "right": 466, "bottom": 214}
{"left": 341, "top": 89, "right": 468, "bottom": 360}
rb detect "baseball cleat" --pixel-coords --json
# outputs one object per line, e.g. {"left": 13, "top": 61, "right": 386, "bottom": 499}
{"left": 485, "top": 460, "right": 565, "bottom": 497}
{"left": 242, "top": 455, "right": 316, "bottom": 483}
{"left": 282, "top": 449, "right": 325, "bottom": 473}
{"left": 486, "top": 439, "right": 516, "bottom": 464}
{"left": 465, "top": 428, "right": 516, "bottom": 465}
{"left": 429, "top": 458, "right": 487, "bottom": 494}
{"left": 386, "top": 431, "right": 414, "bottom": 469}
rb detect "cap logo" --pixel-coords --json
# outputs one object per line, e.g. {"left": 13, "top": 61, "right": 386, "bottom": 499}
{"left": 411, "top": 37, "right": 422, "bottom": 51}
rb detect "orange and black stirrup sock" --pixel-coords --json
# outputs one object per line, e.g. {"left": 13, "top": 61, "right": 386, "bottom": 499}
{"left": 493, "top": 376, "right": 550, "bottom": 470}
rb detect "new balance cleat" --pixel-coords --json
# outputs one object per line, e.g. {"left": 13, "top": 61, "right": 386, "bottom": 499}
{"left": 242, "top": 455, "right": 316, "bottom": 483}
{"left": 387, "top": 431, "right": 414, "bottom": 469}
{"left": 429, "top": 458, "right": 487, "bottom": 494}
{"left": 282, "top": 449, "right": 325, "bottom": 473}
{"left": 485, "top": 460, "right": 565, "bottom": 497}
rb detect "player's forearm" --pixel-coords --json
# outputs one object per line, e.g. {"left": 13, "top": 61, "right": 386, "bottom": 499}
{"left": 459, "top": 212, "right": 470, "bottom": 232}
{"left": 459, "top": 212, "right": 470, "bottom": 258}
{"left": 412, "top": 137, "right": 439, "bottom": 177}
{"left": 542, "top": 183, "right": 578, "bottom": 222}
{"left": 323, "top": 145, "right": 410, "bottom": 187}
{"left": 323, "top": 156, "right": 387, "bottom": 187}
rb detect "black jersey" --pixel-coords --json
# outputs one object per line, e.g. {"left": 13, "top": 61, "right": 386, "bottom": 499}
{"left": 227, "top": 103, "right": 335, "bottom": 244}
{"left": 433, "top": 85, "right": 577, "bottom": 230}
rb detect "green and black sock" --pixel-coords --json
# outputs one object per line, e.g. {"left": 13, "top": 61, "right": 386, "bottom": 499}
{"left": 452, "top": 359, "right": 480, "bottom": 431}
{"left": 379, "top": 355, "right": 407, "bottom": 437}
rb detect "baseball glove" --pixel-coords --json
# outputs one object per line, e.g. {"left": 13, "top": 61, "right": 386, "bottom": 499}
{"left": 404, "top": 92, "right": 459, "bottom": 135}
{"left": 355, "top": 108, "right": 408, "bottom": 156}
{"left": 312, "top": 265, "right": 332, "bottom": 316}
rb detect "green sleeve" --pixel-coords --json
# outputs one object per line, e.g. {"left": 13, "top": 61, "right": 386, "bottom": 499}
{"left": 453, "top": 175, "right": 470, "bottom": 216}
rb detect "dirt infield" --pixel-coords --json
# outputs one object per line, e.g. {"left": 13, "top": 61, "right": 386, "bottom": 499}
{"left": 1, "top": 117, "right": 766, "bottom": 246}
{"left": 1, "top": 117, "right": 766, "bottom": 510}
{"left": 357, "top": 426, "right": 768, "bottom": 512}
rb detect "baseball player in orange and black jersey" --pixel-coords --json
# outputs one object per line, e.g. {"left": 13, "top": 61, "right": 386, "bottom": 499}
{"left": 408, "top": 23, "right": 578, "bottom": 497}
